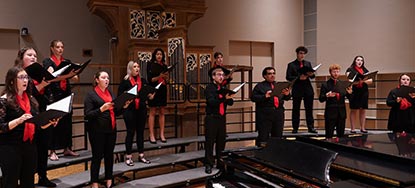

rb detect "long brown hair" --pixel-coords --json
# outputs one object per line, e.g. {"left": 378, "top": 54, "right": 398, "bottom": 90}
{"left": 14, "top": 47, "right": 37, "bottom": 67}
{"left": 1, "top": 67, "right": 38, "bottom": 110}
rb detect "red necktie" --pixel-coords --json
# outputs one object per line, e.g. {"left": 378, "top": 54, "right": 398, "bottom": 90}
{"left": 334, "top": 80, "right": 340, "bottom": 101}
{"left": 299, "top": 61, "right": 303, "bottom": 68}
{"left": 270, "top": 83, "right": 279, "bottom": 108}
{"left": 217, "top": 85, "right": 225, "bottom": 115}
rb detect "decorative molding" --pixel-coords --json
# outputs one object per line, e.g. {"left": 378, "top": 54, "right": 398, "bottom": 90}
{"left": 186, "top": 53, "right": 197, "bottom": 72}
{"left": 168, "top": 37, "right": 183, "bottom": 57}
{"left": 199, "top": 54, "right": 211, "bottom": 69}
{"left": 162, "top": 12, "right": 176, "bottom": 29}
{"left": 146, "top": 10, "right": 161, "bottom": 39}
{"left": 137, "top": 51, "right": 152, "bottom": 62}
{"left": 130, "top": 9, "right": 146, "bottom": 39}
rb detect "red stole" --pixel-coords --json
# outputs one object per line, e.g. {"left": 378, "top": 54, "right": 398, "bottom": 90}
{"left": 217, "top": 85, "right": 225, "bottom": 116}
{"left": 129, "top": 76, "right": 142, "bottom": 109}
{"left": 354, "top": 66, "right": 364, "bottom": 88}
{"left": 16, "top": 92, "right": 35, "bottom": 142}
{"left": 32, "top": 80, "right": 45, "bottom": 94}
{"left": 51, "top": 55, "right": 67, "bottom": 91}
{"left": 270, "top": 83, "right": 279, "bottom": 108}
{"left": 397, "top": 85, "right": 413, "bottom": 110}
{"left": 94, "top": 86, "right": 115, "bottom": 129}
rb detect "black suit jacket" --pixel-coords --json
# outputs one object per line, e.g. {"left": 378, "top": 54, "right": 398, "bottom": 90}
{"left": 286, "top": 59, "right": 315, "bottom": 97}
{"left": 319, "top": 79, "right": 351, "bottom": 119}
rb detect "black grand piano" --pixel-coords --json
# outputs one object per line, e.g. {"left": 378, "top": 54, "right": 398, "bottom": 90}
{"left": 207, "top": 133, "right": 415, "bottom": 188}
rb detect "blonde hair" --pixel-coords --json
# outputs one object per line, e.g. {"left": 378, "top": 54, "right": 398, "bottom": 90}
{"left": 329, "top": 64, "right": 341, "bottom": 72}
{"left": 123, "top": 61, "right": 139, "bottom": 80}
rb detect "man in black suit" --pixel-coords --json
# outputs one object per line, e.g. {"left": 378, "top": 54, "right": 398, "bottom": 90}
{"left": 286, "top": 46, "right": 317, "bottom": 133}
{"left": 319, "top": 64, "right": 353, "bottom": 139}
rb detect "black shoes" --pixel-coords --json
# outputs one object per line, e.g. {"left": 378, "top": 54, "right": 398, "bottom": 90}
{"left": 292, "top": 129, "right": 298, "bottom": 133}
{"left": 308, "top": 128, "right": 318, "bottom": 133}
{"left": 149, "top": 137, "right": 157, "bottom": 144}
{"left": 205, "top": 165, "right": 212, "bottom": 174}
{"left": 38, "top": 177, "right": 57, "bottom": 187}
{"left": 138, "top": 155, "right": 151, "bottom": 164}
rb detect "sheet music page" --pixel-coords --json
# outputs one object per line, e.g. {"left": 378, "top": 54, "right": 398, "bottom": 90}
{"left": 232, "top": 82, "right": 246, "bottom": 92}
{"left": 52, "top": 64, "right": 71, "bottom": 77}
{"left": 127, "top": 85, "right": 138, "bottom": 95}
{"left": 313, "top": 63, "right": 322, "bottom": 71}
{"left": 46, "top": 94, "right": 73, "bottom": 112}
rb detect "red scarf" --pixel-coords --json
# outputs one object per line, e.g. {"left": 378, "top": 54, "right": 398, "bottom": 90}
{"left": 94, "top": 86, "right": 115, "bottom": 129}
{"left": 51, "top": 55, "right": 67, "bottom": 91}
{"left": 32, "top": 80, "right": 45, "bottom": 94}
{"left": 129, "top": 76, "right": 141, "bottom": 110}
{"left": 270, "top": 83, "right": 279, "bottom": 108}
{"left": 397, "top": 85, "right": 413, "bottom": 110}
{"left": 16, "top": 92, "right": 35, "bottom": 142}
{"left": 217, "top": 85, "right": 225, "bottom": 116}
{"left": 354, "top": 66, "right": 365, "bottom": 88}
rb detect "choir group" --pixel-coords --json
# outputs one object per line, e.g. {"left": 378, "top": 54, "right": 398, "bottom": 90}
{"left": 0, "top": 43, "right": 414, "bottom": 187}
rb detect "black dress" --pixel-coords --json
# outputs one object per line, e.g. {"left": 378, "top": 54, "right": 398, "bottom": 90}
{"left": 346, "top": 67, "right": 369, "bottom": 109}
{"left": 386, "top": 87, "right": 415, "bottom": 133}
{"left": 147, "top": 61, "right": 167, "bottom": 107}
{"left": 43, "top": 58, "right": 74, "bottom": 150}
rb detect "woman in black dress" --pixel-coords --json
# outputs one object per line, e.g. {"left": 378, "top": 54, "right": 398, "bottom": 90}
{"left": 84, "top": 71, "right": 131, "bottom": 188}
{"left": 118, "top": 61, "right": 154, "bottom": 166}
{"left": 43, "top": 40, "right": 79, "bottom": 160}
{"left": 146, "top": 48, "right": 169, "bottom": 143}
{"left": 346, "top": 56, "right": 373, "bottom": 133}
{"left": 386, "top": 74, "right": 415, "bottom": 134}
{"left": 14, "top": 47, "right": 57, "bottom": 187}
{"left": 0, "top": 67, "right": 58, "bottom": 188}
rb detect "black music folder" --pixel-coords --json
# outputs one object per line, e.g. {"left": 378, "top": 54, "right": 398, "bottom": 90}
{"left": 333, "top": 80, "right": 352, "bottom": 93}
{"left": 395, "top": 85, "right": 415, "bottom": 99}
{"left": 27, "top": 93, "right": 74, "bottom": 126}
{"left": 25, "top": 63, "right": 70, "bottom": 83}
{"left": 217, "top": 82, "right": 246, "bottom": 95}
{"left": 139, "top": 84, "right": 156, "bottom": 99}
{"left": 151, "top": 62, "right": 178, "bottom": 75}
{"left": 270, "top": 82, "right": 292, "bottom": 97}
{"left": 298, "top": 63, "right": 322, "bottom": 74}
{"left": 59, "top": 59, "right": 92, "bottom": 76}
{"left": 113, "top": 85, "right": 137, "bottom": 110}
{"left": 349, "top": 70, "right": 378, "bottom": 81}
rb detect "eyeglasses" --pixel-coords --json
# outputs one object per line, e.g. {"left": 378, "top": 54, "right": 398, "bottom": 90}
{"left": 266, "top": 72, "right": 275, "bottom": 75}
{"left": 215, "top": 73, "right": 224, "bottom": 77}
{"left": 17, "top": 75, "right": 29, "bottom": 80}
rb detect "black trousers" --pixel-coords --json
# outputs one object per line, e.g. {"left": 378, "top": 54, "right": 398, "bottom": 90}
{"left": 256, "top": 108, "right": 284, "bottom": 146}
{"left": 204, "top": 115, "right": 226, "bottom": 167}
{"left": 123, "top": 108, "right": 147, "bottom": 154}
{"left": 325, "top": 117, "right": 346, "bottom": 138}
{"left": 0, "top": 143, "right": 37, "bottom": 188}
{"left": 292, "top": 95, "right": 315, "bottom": 130}
{"left": 88, "top": 130, "right": 116, "bottom": 183}
{"left": 36, "top": 127, "right": 52, "bottom": 178}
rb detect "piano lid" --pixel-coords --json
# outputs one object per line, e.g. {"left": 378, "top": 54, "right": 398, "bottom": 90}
{"left": 231, "top": 138, "right": 338, "bottom": 186}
